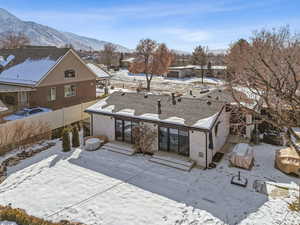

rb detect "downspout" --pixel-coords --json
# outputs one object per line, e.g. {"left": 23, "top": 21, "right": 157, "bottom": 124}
{"left": 90, "top": 114, "right": 94, "bottom": 136}
{"left": 205, "top": 132, "right": 208, "bottom": 169}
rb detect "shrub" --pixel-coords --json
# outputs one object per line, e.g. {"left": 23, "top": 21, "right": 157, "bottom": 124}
{"left": 288, "top": 200, "right": 300, "bottom": 211}
{"left": 0, "top": 205, "right": 85, "bottom": 225}
{"left": 62, "top": 128, "right": 71, "bottom": 152}
{"left": 132, "top": 124, "right": 157, "bottom": 154}
{"left": 72, "top": 126, "right": 80, "bottom": 148}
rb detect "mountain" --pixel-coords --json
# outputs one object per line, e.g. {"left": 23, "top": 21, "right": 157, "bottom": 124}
{"left": 0, "top": 8, "right": 130, "bottom": 52}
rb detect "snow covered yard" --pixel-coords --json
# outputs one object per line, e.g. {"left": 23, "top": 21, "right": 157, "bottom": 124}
{"left": 0, "top": 142, "right": 299, "bottom": 225}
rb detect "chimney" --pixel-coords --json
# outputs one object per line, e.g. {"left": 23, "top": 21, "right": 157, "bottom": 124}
{"left": 171, "top": 93, "right": 176, "bottom": 105}
{"left": 157, "top": 99, "right": 162, "bottom": 114}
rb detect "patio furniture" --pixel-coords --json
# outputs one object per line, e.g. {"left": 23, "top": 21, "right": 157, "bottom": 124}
{"left": 85, "top": 138, "right": 103, "bottom": 151}
{"left": 275, "top": 146, "right": 300, "bottom": 176}
{"left": 231, "top": 171, "right": 248, "bottom": 187}
{"left": 230, "top": 143, "right": 254, "bottom": 170}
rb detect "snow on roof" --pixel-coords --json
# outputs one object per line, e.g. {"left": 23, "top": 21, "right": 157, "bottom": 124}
{"left": 87, "top": 63, "right": 110, "bottom": 79}
{"left": 116, "top": 108, "right": 135, "bottom": 116}
{"left": 0, "top": 57, "right": 57, "bottom": 85}
{"left": 192, "top": 112, "right": 219, "bottom": 129}
{"left": 0, "top": 47, "right": 69, "bottom": 86}
{"left": 0, "top": 99, "right": 7, "bottom": 112}
{"left": 86, "top": 92, "right": 224, "bottom": 130}
{"left": 163, "top": 116, "right": 185, "bottom": 125}
{"left": 122, "top": 57, "right": 136, "bottom": 63}
{"left": 0, "top": 55, "right": 15, "bottom": 67}
{"left": 169, "top": 65, "right": 227, "bottom": 70}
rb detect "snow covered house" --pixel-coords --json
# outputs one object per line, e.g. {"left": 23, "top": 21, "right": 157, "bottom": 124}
{"left": 0, "top": 46, "right": 99, "bottom": 111}
{"left": 85, "top": 91, "right": 230, "bottom": 168}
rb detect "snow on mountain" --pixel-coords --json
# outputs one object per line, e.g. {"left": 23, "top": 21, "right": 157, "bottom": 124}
{"left": 0, "top": 8, "right": 130, "bottom": 52}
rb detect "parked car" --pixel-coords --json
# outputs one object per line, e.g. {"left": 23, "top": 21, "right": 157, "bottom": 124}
{"left": 3, "top": 107, "right": 52, "bottom": 121}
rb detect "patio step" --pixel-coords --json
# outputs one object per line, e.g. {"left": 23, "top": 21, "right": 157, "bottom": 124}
{"left": 149, "top": 156, "right": 194, "bottom": 171}
{"left": 152, "top": 155, "right": 194, "bottom": 167}
{"left": 102, "top": 143, "right": 135, "bottom": 156}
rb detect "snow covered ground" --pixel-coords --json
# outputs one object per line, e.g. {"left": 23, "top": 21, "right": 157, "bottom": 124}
{"left": 112, "top": 70, "right": 224, "bottom": 85}
{"left": 0, "top": 141, "right": 299, "bottom": 225}
{"left": 0, "top": 222, "right": 17, "bottom": 225}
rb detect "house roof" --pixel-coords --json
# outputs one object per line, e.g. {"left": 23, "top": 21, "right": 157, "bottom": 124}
{"left": 86, "top": 63, "right": 110, "bottom": 79}
{"left": 0, "top": 99, "right": 8, "bottom": 112}
{"left": 184, "top": 88, "right": 255, "bottom": 106}
{"left": 86, "top": 92, "right": 225, "bottom": 130}
{"left": 0, "top": 46, "right": 69, "bottom": 86}
{"left": 0, "top": 83, "right": 35, "bottom": 92}
{"left": 169, "top": 65, "right": 227, "bottom": 70}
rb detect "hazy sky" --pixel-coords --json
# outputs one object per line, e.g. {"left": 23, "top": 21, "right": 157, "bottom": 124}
{"left": 1, "top": 0, "right": 300, "bottom": 52}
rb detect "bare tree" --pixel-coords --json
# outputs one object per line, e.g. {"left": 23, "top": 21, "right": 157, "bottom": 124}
{"left": 102, "top": 43, "right": 117, "bottom": 68}
{"left": 0, "top": 32, "right": 30, "bottom": 49}
{"left": 191, "top": 45, "right": 209, "bottom": 83}
{"left": 129, "top": 39, "right": 173, "bottom": 91}
{"left": 226, "top": 26, "right": 300, "bottom": 151}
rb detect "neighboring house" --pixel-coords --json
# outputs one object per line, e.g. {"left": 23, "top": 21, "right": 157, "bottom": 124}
{"left": 0, "top": 99, "right": 7, "bottom": 112}
{"left": 121, "top": 57, "right": 136, "bottom": 68}
{"left": 86, "top": 63, "right": 110, "bottom": 87}
{"left": 0, "top": 46, "right": 98, "bottom": 111}
{"left": 167, "top": 65, "right": 227, "bottom": 78}
{"left": 184, "top": 88, "right": 256, "bottom": 139}
{"left": 85, "top": 91, "right": 230, "bottom": 168}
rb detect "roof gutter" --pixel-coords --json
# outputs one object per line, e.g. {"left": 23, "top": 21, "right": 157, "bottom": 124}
{"left": 85, "top": 109, "right": 211, "bottom": 132}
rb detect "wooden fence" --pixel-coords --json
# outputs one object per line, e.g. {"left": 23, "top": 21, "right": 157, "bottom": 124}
{"left": 0, "top": 100, "right": 96, "bottom": 142}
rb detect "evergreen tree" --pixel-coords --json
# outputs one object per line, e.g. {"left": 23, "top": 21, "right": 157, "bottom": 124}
{"left": 72, "top": 126, "right": 80, "bottom": 148}
{"left": 62, "top": 128, "right": 71, "bottom": 152}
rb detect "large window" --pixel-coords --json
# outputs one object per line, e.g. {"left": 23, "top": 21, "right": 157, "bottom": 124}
{"left": 115, "top": 119, "right": 139, "bottom": 144}
{"left": 158, "top": 126, "right": 189, "bottom": 156}
{"left": 64, "top": 84, "right": 76, "bottom": 97}
{"left": 48, "top": 87, "right": 56, "bottom": 101}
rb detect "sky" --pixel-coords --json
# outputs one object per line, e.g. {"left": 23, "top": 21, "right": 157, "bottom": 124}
{"left": 1, "top": 0, "right": 300, "bottom": 52}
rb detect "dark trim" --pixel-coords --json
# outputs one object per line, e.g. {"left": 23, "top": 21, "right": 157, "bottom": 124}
{"left": 157, "top": 125, "right": 190, "bottom": 157}
{"left": 114, "top": 118, "right": 137, "bottom": 144}
{"left": 90, "top": 114, "right": 94, "bottom": 136}
{"left": 205, "top": 132, "right": 208, "bottom": 169}
{"left": 0, "top": 81, "right": 35, "bottom": 88}
{"left": 209, "top": 105, "right": 225, "bottom": 130}
{"left": 85, "top": 110, "right": 211, "bottom": 132}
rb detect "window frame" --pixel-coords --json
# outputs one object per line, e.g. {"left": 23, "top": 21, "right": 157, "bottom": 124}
{"left": 64, "top": 84, "right": 76, "bottom": 98}
{"left": 158, "top": 126, "right": 190, "bottom": 157}
{"left": 64, "top": 69, "right": 76, "bottom": 79}
{"left": 48, "top": 87, "right": 56, "bottom": 101}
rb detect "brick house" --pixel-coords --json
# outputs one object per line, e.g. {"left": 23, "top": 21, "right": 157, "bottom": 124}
{"left": 0, "top": 46, "right": 105, "bottom": 113}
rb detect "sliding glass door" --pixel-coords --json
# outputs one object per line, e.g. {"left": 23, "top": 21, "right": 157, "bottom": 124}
{"left": 158, "top": 126, "right": 190, "bottom": 156}
{"left": 115, "top": 119, "right": 138, "bottom": 144}
{"left": 115, "top": 119, "right": 123, "bottom": 141}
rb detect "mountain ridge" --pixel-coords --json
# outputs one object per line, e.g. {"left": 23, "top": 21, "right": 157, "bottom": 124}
{"left": 0, "top": 8, "right": 130, "bottom": 52}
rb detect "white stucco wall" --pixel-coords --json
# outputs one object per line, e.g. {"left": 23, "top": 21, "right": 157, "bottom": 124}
{"left": 92, "top": 114, "right": 115, "bottom": 140}
{"left": 189, "top": 130, "right": 207, "bottom": 168}
{"left": 211, "top": 110, "right": 230, "bottom": 158}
